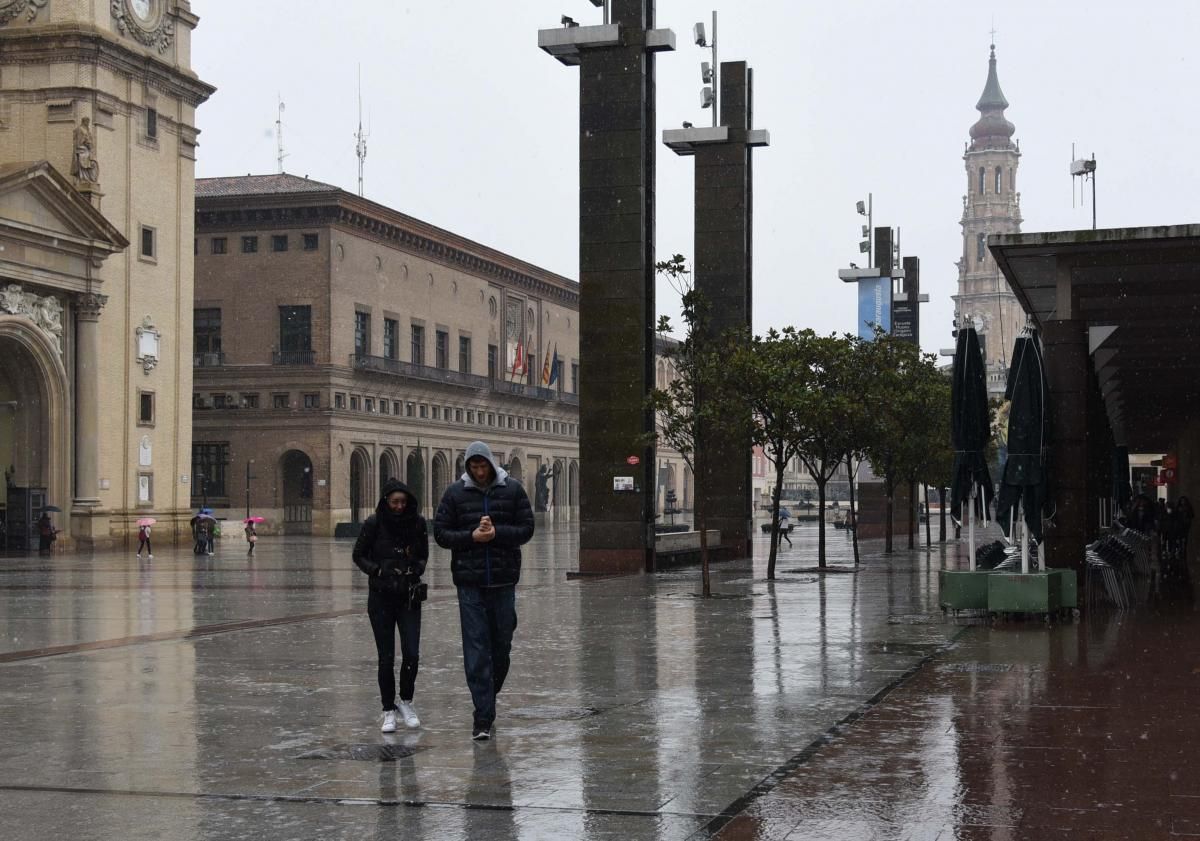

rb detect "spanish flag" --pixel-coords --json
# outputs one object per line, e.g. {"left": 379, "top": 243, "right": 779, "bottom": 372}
{"left": 541, "top": 347, "right": 552, "bottom": 386}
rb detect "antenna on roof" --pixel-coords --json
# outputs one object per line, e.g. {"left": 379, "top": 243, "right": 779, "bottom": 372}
{"left": 1070, "top": 142, "right": 1098, "bottom": 229}
{"left": 355, "top": 66, "right": 369, "bottom": 197}
{"left": 276, "top": 96, "right": 288, "bottom": 174}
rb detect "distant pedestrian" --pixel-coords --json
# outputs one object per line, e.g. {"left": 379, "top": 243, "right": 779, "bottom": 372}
{"left": 353, "top": 480, "right": 428, "bottom": 733}
{"left": 434, "top": 441, "right": 535, "bottom": 742}
{"left": 244, "top": 521, "right": 257, "bottom": 555}
{"left": 777, "top": 509, "right": 792, "bottom": 547}
{"left": 36, "top": 512, "right": 56, "bottom": 556}
{"left": 137, "top": 523, "right": 153, "bottom": 559}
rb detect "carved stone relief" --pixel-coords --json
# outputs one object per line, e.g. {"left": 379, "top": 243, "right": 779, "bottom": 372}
{"left": 135, "top": 314, "right": 160, "bottom": 374}
{"left": 0, "top": 0, "right": 47, "bottom": 26}
{"left": 0, "top": 283, "right": 64, "bottom": 353}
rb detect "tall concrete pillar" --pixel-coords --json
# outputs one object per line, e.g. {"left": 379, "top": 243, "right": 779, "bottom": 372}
{"left": 540, "top": 5, "right": 675, "bottom": 574}
{"left": 72, "top": 291, "right": 106, "bottom": 509}
{"left": 1041, "top": 318, "right": 1089, "bottom": 575}
{"left": 662, "top": 61, "right": 769, "bottom": 558}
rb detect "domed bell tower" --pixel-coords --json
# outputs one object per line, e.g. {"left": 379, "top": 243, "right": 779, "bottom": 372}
{"left": 954, "top": 42, "right": 1025, "bottom": 398}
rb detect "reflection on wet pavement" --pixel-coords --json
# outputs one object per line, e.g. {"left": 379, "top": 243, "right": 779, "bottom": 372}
{"left": 1, "top": 521, "right": 1196, "bottom": 839}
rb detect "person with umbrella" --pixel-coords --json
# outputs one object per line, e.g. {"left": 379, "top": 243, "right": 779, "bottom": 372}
{"left": 776, "top": 506, "right": 793, "bottom": 548}
{"left": 243, "top": 516, "right": 263, "bottom": 555}
{"left": 37, "top": 509, "right": 59, "bottom": 556}
{"left": 136, "top": 518, "right": 156, "bottom": 559}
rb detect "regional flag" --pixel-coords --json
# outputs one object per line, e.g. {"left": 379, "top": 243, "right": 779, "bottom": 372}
{"left": 541, "top": 347, "right": 552, "bottom": 386}
{"left": 548, "top": 344, "right": 560, "bottom": 386}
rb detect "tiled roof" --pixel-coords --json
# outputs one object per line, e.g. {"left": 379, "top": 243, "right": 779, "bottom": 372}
{"left": 195, "top": 173, "right": 339, "bottom": 198}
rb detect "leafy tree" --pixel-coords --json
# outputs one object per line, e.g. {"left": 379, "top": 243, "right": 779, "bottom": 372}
{"left": 646, "top": 256, "right": 747, "bottom": 596}
{"left": 790, "top": 331, "right": 860, "bottom": 569}
{"left": 734, "top": 328, "right": 810, "bottom": 579}
{"left": 916, "top": 371, "right": 955, "bottom": 544}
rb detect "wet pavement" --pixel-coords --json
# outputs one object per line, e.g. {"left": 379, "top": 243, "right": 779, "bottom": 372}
{"left": 1, "top": 521, "right": 1198, "bottom": 839}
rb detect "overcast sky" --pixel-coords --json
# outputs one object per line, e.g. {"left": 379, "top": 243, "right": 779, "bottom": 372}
{"left": 194, "top": 1, "right": 1200, "bottom": 357}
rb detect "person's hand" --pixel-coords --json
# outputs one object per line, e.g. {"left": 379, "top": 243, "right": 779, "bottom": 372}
{"left": 473, "top": 516, "right": 496, "bottom": 543}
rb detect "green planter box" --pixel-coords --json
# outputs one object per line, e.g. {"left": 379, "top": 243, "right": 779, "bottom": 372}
{"left": 939, "top": 569, "right": 992, "bottom": 611}
{"left": 987, "top": 572, "right": 1061, "bottom": 614}
{"left": 1048, "top": 568, "right": 1078, "bottom": 609}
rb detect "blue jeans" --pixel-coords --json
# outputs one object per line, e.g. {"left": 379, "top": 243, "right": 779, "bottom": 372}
{"left": 456, "top": 584, "right": 517, "bottom": 727}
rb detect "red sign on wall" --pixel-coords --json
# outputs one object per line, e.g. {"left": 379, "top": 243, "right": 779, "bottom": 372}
{"left": 626, "top": 456, "right": 640, "bottom": 466}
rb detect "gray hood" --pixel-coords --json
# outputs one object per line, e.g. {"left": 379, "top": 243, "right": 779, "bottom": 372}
{"left": 462, "top": 440, "right": 508, "bottom": 490}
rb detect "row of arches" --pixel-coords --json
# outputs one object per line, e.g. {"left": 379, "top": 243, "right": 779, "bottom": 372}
{"left": 347, "top": 447, "right": 579, "bottom": 523}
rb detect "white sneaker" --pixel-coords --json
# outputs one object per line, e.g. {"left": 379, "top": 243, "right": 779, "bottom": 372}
{"left": 398, "top": 700, "right": 421, "bottom": 729}
{"left": 136, "top": 553, "right": 141, "bottom": 559}
{"left": 381, "top": 710, "right": 397, "bottom": 733}
{"left": 148, "top": 554, "right": 154, "bottom": 559}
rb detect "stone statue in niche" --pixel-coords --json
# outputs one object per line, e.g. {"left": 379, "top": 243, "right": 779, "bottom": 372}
{"left": 71, "top": 117, "right": 100, "bottom": 184}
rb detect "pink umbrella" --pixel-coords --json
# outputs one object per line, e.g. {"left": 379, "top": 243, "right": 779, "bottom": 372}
{"left": 137, "top": 518, "right": 156, "bottom": 527}
{"left": 243, "top": 516, "right": 265, "bottom": 524}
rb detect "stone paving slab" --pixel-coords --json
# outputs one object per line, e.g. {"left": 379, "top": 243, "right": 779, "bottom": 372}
{"left": 0, "top": 520, "right": 1114, "bottom": 840}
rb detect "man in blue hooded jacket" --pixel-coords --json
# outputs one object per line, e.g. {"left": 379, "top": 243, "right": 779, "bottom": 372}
{"left": 434, "top": 441, "right": 535, "bottom": 741}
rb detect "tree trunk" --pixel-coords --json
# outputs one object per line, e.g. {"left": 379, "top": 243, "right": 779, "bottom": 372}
{"left": 884, "top": 473, "right": 894, "bottom": 554}
{"left": 938, "top": 487, "right": 947, "bottom": 542}
{"left": 847, "top": 453, "right": 861, "bottom": 566}
{"left": 699, "top": 512, "right": 711, "bottom": 597}
{"left": 767, "top": 461, "right": 786, "bottom": 580}
{"left": 907, "top": 479, "right": 916, "bottom": 550}
{"left": 924, "top": 483, "right": 932, "bottom": 547}
{"left": 816, "top": 477, "right": 828, "bottom": 569}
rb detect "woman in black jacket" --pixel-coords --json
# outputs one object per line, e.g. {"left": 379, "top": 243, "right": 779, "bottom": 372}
{"left": 352, "top": 479, "right": 428, "bottom": 732}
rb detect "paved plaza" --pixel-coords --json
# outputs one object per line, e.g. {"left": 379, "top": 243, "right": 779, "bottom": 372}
{"left": 2, "top": 520, "right": 1199, "bottom": 840}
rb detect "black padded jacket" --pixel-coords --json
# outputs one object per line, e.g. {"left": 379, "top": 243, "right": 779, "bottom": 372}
{"left": 434, "top": 459, "right": 534, "bottom": 588}
{"left": 352, "top": 480, "right": 429, "bottom": 594}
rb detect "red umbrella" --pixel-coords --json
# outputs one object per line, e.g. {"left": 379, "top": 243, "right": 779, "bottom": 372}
{"left": 243, "top": 516, "right": 265, "bottom": 524}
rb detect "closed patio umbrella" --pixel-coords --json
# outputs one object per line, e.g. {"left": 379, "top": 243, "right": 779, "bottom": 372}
{"left": 995, "top": 328, "right": 1048, "bottom": 569}
{"left": 950, "top": 326, "right": 993, "bottom": 568}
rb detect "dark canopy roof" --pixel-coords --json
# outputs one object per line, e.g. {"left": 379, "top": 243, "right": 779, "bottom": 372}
{"left": 990, "top": 224, "right": 1200, "bottom": 451}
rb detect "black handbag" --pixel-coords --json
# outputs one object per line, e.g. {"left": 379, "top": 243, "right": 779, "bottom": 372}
{"left": 405, "top": 578, "right": 428, "bottom": 609}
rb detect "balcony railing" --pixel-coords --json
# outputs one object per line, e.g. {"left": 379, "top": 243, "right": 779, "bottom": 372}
{"left": 489, "top": 379, "right": 580, "bottom": 406}
{"left": 352, "top": 353, "right": 579, "bottom": 404}
{"left": 352, "top": 353, "right": 491, "bottom": 390}
{"left": 273, "top": 349, "right": 316, "bottom": 365}
{"left": 193, "top": 351, "right": 226, "bottom": 367}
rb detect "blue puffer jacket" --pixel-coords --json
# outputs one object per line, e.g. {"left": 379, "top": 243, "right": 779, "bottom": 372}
{"left": 434, "top": 442, "right": 535, "bottom": 587}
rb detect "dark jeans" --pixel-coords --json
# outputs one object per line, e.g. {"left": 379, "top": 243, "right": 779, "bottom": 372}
{"left": 367, "top": 589, "right": 421, "bottom": 710}
{"left": 138, "top": 538, "right": 152, "bottom": 554}
{"left": 457, "top": 584, "right": 517, "bottom": 728}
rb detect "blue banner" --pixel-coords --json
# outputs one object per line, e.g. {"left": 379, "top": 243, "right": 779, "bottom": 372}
{"left": 857, "top": 277, "right": 891, "bottom": 341}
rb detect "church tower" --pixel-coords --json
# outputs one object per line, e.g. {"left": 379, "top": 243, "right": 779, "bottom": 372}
{"left": 0, "top": 2, "right": 213, "bottom": 548}
{"left": 954, "top": 42, "right": 1024, "bottom": 397}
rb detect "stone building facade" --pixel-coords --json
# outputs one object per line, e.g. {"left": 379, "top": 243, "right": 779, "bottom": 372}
{"left": 953, "top": 43, "right": 1024, "bottom": 398}
{"left": 192, "top": 175, "right": 593, "bottom": 534}
{"left": 0, "top": 0, "right": 212, "bottom": 550}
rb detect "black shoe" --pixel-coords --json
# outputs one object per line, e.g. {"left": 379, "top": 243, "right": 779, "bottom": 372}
{"left": 471, "top": 723, "right": 492, "bottom": 742}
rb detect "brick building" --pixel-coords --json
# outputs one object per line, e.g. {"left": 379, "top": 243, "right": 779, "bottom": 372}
{"left": 192, "top": 174, "right": 586, "bottom": 535}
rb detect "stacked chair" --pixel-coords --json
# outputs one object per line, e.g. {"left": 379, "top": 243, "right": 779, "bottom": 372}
{"left": 1085, "top": 529, "right": 1148, "bottom": 609}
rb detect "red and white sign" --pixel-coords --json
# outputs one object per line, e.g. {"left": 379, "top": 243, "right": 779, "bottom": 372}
{"left": 626, "top": 455, "right": 640, "bottom": 466}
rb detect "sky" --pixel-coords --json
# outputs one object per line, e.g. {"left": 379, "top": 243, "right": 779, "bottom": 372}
{"left": 193, "top": 0, "right": 1200, "bottom": 358}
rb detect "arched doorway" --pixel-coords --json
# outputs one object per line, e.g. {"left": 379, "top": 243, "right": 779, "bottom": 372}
{"left": 568, "top": 461, "right": 579, "bottom": 507}
{"left": 552, "top": 458, "right": 566, "bottom": 510}
{"left": 455, "top": 453, "right": 465, "bottom": 480}
{"left": 406, "top": 449, "right": 425, "bottom": 513}
{"left": 431, "top": 452, "right": 450, "bottom": 507}
{"left": 349, "top": 448, "right": 372, "bottom": 523}
{"left": 508, "top": 455, "right": 523, "bottom": 484}
{"left": 280, "top": 449, "right": 314, "bottom": 535}
{"left": 379, "top": 448, "right": 399, "bottom": 492}
{"left": 0, "top": 321, "right": 67, "bottom": 552}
